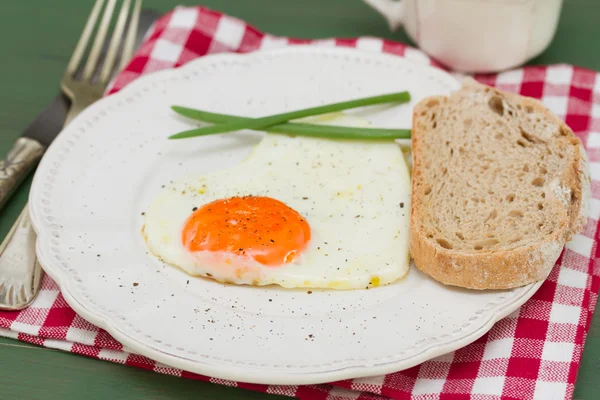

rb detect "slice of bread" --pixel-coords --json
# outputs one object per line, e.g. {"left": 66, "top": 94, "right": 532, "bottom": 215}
{"left": 410, "top": 79, "right": 590, "bottom": 290}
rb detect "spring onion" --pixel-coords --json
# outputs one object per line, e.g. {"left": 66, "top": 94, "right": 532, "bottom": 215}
{"left": 168, "top": 91, "right": 411, "bottom": 139}
{"left": 171, "top": 106, "right": 411, "bottom": 140}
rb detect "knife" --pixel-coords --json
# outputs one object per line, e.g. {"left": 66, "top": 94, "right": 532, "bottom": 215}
{"left": 0, "top": 9, "right": 161, "bottom": 211}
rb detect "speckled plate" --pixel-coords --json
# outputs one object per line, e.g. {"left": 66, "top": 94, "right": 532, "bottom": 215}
{"left": 28, "top": 46, "right": 542, "bottom": 385}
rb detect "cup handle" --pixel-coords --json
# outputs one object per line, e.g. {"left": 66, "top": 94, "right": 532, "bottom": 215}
{"left": 363, "top": 0, "right": 405, "bottom": 31}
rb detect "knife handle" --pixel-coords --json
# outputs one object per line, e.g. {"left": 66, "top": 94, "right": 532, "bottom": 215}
{"left": 0, "top": 138, "right": 45, "bottom": 209}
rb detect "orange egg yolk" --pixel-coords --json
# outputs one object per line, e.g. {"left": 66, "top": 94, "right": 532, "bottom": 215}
{"left": 182, "top": 196, "right": 311, "bottom": 266}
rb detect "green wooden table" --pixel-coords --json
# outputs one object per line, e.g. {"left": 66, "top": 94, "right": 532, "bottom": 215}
{"left": 1, "top": 1, "right": 599, "bottom": 399}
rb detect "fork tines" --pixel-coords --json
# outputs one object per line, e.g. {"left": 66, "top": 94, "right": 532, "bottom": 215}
{"left": 66, "top": 0, "right": 141, "bottom": 85}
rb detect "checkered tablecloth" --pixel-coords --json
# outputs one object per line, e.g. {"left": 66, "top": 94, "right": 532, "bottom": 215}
{"left": 2, "top": 6, "right": 600, "bottom": 400}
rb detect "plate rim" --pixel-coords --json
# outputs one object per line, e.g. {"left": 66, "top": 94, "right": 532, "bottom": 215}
{"left": 29, "top": 45, "right": 543, "bottom": 385}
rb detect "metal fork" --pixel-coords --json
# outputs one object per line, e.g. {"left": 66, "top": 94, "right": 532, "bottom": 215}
{"left": 0, "top": 0, "right": 141, "bottom": 310}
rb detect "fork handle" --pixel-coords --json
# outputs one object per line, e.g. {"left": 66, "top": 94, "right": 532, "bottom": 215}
{"left": 0, "top": 204, "right": 44, "bottom": 310}
{"left": 65, "top": 97, "right": 96, "bottom": 126}
{"left": 0, "top": 138, "right": 45, "bottom": 210}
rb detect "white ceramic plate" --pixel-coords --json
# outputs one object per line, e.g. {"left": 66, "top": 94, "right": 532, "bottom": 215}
{"left": 29, "top": 46, "right": 542, "bottom": 385}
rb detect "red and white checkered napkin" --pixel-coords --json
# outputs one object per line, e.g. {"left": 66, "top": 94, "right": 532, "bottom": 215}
{"left": 2, "top": 6, "right": 600, "bottom": 400}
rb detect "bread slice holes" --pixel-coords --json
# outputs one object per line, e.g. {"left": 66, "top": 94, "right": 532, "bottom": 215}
{"left": 531, "top": 177, "right": 545, "bottom": 187}
{"left": 541, "top": 192, "right": 546, "bottom": 198}
{"left": 475, "top": 239, "right": 499, "bottom": 249}
{"left": 459, "top": 147, "right": 466, "bottom": 154}
{"left": 517, "top": 139, "right": 528, "bottom": 147}
{"left": 509, "top": 237, "right": 522, "bottom": 244}
{"left": 495, "top": 133, "right": 504, "bottom": 140}
{"left": 520, "top": 128, "right": 541, "bottom": 144}
{"left": 450, "top": 148, "right": 454, "bottom": 156}
{"left": 523, "top": 164, "right": 529, "bottom": 172}
{"left": 432, "top": 121, "right": 437, "bottom": 129}
{"left": 506, "top": 194, "right": 515, "bottom": 202}
{"left": 508, "top": 110, "right": 514, "bottom": 116}
{"left": 464, "top": 118, "right": 473, "bottom": 129}
{"left": 558, "top": 152, "right": 564, "bottom": 159}
{"left": 538, "top": 203, "right": 544, "bottom": 210}
{"left": 517, "top": 104, "right": 522, "bottom": 110}
{"left": 426, "top": 99, "right": 440, "bottom": 108}
{"left": 455, "top": 232, "right": 464, "bottom": 240}
{"left": 488, "top": 96, "right": 504, "bottom": 116}
{"left": 571, "top": 190, "right": 578, "bottom": 205}
{"left": 436, "top": 238, "right": 453, "bottom": 249}
{"left": 424, "top": 186, "right": 432, "bottom": 195}
{"left": 427, "top": 233, "right": 434, "bottom": 239}
{"left": 442, "top": 168, "right": 448, "bottom": 176}
{"left": 539, "top": 167, "right": 548, "bottom": 175}
{"left": 509, "top": 210, "right": 524, "bottom": 218}
{"left": 525, "top": 105, "right": 534, "bottom": 113}
{"left": 485, "top": 210, "right": 498, "bottom": 222}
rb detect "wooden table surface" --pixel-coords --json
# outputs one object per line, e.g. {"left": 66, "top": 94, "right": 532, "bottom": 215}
{"left": 1, "top": 1, "right": 599, "bottom": 399}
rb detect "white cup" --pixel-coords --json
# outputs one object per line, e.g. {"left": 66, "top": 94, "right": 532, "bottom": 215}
{"left": 362, "top": 0, "right": 564, "bottom": 73}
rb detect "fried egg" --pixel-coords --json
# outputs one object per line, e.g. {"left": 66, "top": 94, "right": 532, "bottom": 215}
{"left": 142, "top": 118, "right": 411, "bottom": 290}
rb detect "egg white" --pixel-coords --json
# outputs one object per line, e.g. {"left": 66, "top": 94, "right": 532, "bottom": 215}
{"left": 143, "top": 118, "right": 411, "bottom": 290}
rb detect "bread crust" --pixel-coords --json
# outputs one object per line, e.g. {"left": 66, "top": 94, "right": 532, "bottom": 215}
{"left": 410, "top": 229, "right": 564, "bottom": 289}
{"left": 409, "top": 81, "right": 590, "bottom": 290}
